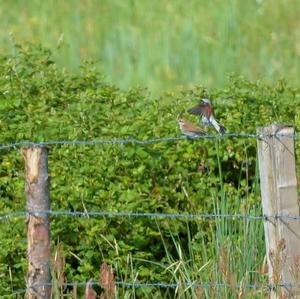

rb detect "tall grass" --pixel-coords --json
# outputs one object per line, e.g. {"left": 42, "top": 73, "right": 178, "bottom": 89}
{"left": 0, "top": 0, "right": 299, "bottom": 92}
{"left": 146, "top": 141, "right": 267, "bottom": 298}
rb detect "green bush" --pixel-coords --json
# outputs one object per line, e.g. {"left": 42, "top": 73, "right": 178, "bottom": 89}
{"left": 0, "top": 44, "right": 299, "bottom": 297}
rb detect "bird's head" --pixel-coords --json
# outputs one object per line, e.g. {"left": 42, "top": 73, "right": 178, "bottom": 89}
{"left": 201, "top": 98, "right": 211, "bottom": 105}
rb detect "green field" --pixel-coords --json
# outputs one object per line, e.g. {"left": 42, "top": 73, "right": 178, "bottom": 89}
{"left": 0, "top": 0, "right": 299, "bottom": 92}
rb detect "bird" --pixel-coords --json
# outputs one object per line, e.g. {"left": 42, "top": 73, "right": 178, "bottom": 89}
{"left": 187, "top": 98, "right": 226, "bottom": 134}
{"left": 178, "top": 118, "right": 206, "bottom": 138}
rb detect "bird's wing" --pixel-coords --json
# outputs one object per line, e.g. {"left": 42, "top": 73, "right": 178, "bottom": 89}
{"left": 187, "top": 104, "right": 205, "bottom": 115}
{"left": 187, "top": 103, "right": 212, "bottom": 118}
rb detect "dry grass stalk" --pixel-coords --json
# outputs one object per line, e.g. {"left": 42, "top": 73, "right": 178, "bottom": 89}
{"left": 217, "top": 245, "right": 237, "bottom": 289}
{"left": 53, "top": 241, "right": 65, "bottom": 286}
{"left": 99, "top": 261, "right": 115, "bottom": 299}
{"left": 260, "top": 255, "right": 269, "bottom": 275}
{"left": 195, "top": 286, "right": 205, "bottom": 299}
{"left": 85, "top": 280, "right": 97, "bottom": 299}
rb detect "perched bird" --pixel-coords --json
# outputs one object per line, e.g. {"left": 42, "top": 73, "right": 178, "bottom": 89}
{"left": 187, "top": 98, "right": 226, "bottom": 134}
{"left": 178, "top": 118, "right": 206, "bottom": 137}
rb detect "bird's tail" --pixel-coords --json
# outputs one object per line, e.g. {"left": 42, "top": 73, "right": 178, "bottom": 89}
{"left": 210, "top": 117, "right": 226, "bottom": 135}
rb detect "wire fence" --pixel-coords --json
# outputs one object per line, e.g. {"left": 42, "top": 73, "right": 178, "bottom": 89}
{"left": 8, "top": 281, "right": 298, "bottom": 297}
{"left": 2, "top": 209, "right": 300, "bottom": 222}
{"left": 1, "top": 130, "right": 300, "bottom": 297}
{"left": 0, "top": 131, "right": 300, "bottom": 151}
{"left": 0, "top": 210, "right": 264, "bottom": 221}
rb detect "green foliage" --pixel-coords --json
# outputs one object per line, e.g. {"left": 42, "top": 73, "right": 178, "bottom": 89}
{"left": 0, "top": 45, "right": 299, "bottom": 297}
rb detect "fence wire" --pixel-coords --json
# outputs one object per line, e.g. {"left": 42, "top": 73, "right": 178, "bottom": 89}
{"left": 0, "top": 132, "right": 300, "bottom": 151}
{"left": 6, "top": 280, "right": 299, "bottom": 297}
{"left": 1, "top": 131, "right": 300, "bottom": 297}
{"left": 2, "top": 209, "right": 300, "bottom": 222}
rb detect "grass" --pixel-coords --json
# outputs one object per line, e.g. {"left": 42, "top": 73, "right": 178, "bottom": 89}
{"left": 0, "top": 0, "right": 299, "bottom": 93}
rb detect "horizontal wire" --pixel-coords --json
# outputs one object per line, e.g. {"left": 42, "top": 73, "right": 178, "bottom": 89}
{"left": 2, "top": 209, "right": 300, "bottom": 221}
{"left": 0, "top": 132, "right": 300, "bottom": 151}
{"left": 6, "top": 280, "right": 298, "bottom": 297}
{"left": 0, "top": 210, "right": 264, "bottom": 221}
{"left": 0, "top": 133, "right": 254, "bottom": 150}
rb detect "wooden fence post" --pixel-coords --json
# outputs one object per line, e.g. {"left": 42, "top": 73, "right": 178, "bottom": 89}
{"left": 22, "top": 147, "right": 51, "bottom": 298}
{"left": 257, "top": 124, "right": 300, "bottom": 298}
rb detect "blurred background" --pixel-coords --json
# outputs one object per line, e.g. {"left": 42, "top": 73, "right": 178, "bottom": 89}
{"left": 0, "top": 0, "right": 299, "bottom": 93}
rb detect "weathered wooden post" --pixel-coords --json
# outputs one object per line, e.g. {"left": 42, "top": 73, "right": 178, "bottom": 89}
{"left": 257, "top": 124, "right": 300, "bottom": 298}
{"left": 22, "top": 147, "right": 51, "bottom": 298}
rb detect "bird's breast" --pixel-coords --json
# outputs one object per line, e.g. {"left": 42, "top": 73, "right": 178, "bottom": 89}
{"left": 201, "top": 115, "right": 210, "bottom": 125}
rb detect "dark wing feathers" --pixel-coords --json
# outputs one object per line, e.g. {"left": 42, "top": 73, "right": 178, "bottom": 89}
{"left": 187, "top": 105, "right": 205, "bottom": 116}
{"left": 187, "top": 102, "right": 213, "bottom": 119}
